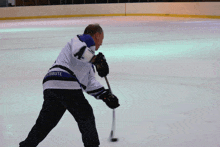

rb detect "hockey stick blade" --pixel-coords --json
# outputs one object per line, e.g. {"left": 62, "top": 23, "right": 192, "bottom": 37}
{"left": 109, "top": 130, "right": 118, "bottom": 142}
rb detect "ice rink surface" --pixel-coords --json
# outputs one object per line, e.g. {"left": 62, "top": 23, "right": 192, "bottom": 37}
{"left": 0, "top": 16, "right": 220, "bottom": 147}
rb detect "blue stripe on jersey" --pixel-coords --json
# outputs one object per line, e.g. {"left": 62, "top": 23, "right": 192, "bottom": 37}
{"left": 87, "top": 87, "right": 105, "bottom": 95}
{"left": 49, "top": 65, "right": 87, "bottom": 90}
{"left": 77, "top": 34, "right": 95, "bottom": 48}
{"left": 92, "top": 65, "right": 95, "bottom": 73}
{"left": 43, "top": 71, "right": 77, "bottom": 84}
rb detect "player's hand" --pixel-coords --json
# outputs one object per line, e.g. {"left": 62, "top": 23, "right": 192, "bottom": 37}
{"left": 99, "top": 89, "right": 120, "bottom": 109}
{"left": 93, "top": 52, "right": 109, "bottom": 77}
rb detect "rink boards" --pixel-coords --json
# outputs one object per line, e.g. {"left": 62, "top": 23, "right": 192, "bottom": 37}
{"left": 0, "top": 2, "right": 220, "bottom": 20}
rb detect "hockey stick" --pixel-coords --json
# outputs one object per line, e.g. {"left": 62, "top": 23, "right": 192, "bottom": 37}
{"left": 104, "top": 77, "right": 118, "bottom": 142}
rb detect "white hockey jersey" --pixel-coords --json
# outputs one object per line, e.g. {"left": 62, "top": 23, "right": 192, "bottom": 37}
{"left": 42, "top": 34, "right": 105, "bottom": 98}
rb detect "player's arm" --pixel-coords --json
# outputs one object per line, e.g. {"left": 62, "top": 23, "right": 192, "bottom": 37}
{"left": 72, "top": 39, "right": 109, "bottom": 77}
{"left": 74, "top": 47, "right": 109, "bottom": 77}
{"left": 73, "top": 45, "right": 95, "bottom": 62}
{"left": 85, "top": 68, "right": 105, "bottom": 98}
{"left": 85, "top": 68, "right": 119, "bottom": 109}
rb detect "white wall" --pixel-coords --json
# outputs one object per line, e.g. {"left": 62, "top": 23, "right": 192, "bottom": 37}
{"left": 126, "top": 2, "right": 220, "bottom": 16}
{"left": 0, "top": 3, "right": 125, "bottom": 18}
{"left": 0, "top": 2, "right": 220, "bottom": 19}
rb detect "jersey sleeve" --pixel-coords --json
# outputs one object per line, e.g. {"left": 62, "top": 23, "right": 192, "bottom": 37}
{"left": 73, "top": 46, "right": 95, "bottom": 62}
{"left": 85, "top": 66, "right": 105, "bottom": 99}
{"left": 71, "top": 38, "right": 95, "bottom": 63}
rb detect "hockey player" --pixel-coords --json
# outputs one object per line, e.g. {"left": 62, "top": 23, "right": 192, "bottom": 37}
{"left": 19, "top": 24, "right": 120, "bottom": 147}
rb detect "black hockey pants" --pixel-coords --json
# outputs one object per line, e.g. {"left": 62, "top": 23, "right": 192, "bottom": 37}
{"left": 19, "top": 89, "right": 100, "bottom": 147}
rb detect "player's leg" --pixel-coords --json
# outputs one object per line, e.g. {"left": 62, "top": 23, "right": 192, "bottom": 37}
{"left": 62, "top": 90, "right": 100, "bottom": 147}
{"left": 19, "top": 89, "right": 67, "bottom": 147}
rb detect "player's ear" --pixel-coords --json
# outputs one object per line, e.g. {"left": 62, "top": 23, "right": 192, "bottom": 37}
{"left": 95, "top": 32, "right": 98, "bottom": 39}
{"left": 95, "top": 32, "right": 100, "bottom": 39}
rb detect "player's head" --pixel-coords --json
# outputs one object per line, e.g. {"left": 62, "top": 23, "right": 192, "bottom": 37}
{"left": 84, "top": 24, "right": 104, "bottom": 50}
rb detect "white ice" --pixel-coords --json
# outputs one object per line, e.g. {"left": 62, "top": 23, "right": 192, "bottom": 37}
{"left": 0, "top": 16, "right": 220, "bottom": 147}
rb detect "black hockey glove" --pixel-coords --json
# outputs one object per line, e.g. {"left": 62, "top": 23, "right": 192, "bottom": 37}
{"left": 93, "top": 52, "right": 109, "bottom": 77}
{"left": 99, "top": 90, "right": 120, "bottom": 109}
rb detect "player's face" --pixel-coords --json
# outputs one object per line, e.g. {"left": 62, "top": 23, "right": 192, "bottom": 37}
{"left": 95, "top": 32, "right": 104, "bottom": 50}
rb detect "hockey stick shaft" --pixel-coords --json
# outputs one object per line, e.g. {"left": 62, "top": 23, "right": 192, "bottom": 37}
{"left": 111, "top": 109, "right": 116, "bottom": 138}
{"left": 104, "top": 77, "right": 116, "bottom": 139}
{"left": 104, "top": 76, "right": 112, "bottom": 94}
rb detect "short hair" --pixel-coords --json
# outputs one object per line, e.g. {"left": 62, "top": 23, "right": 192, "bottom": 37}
{"left": 84, "top": 23, "right": 103, "bottom": 36}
